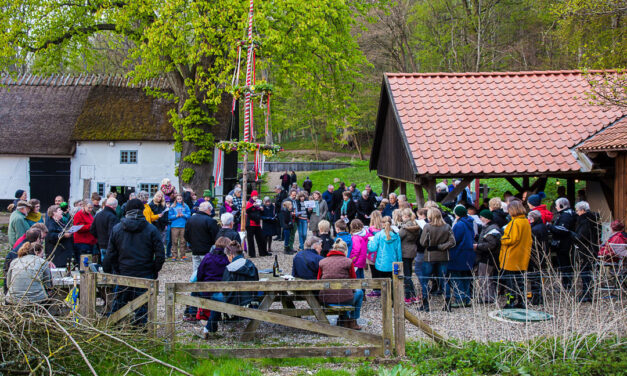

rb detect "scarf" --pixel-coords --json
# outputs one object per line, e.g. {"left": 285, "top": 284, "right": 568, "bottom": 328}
{"left": 314, "top": 200, "right": 320, "bottom": 216}
{"left": 341, "top": 199, "right": 349, "bottom": 215}
{"left": 26, "top": 211, "right": 42, "bottom": 223}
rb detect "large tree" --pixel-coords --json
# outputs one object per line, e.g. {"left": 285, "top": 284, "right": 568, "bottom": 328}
{"left": 0, "top": 0, "right": 374, "bottom": 191}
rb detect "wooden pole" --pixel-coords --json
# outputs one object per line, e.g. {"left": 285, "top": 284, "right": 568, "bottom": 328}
{"left": 392, "top": 262, "right": 405, "bottom": 357}
{"left": 147, "top": 280, "right": 159, "bottom": 338}
{"left": 404, "top": 309, "right": 452, "bottom": 347}
{"left": 165, "top": 283, "right": 176, "bottom": 350}
{"left": 380, "top": 280, "right": 393, "bottom": 357}
{"left": 240, "top": 152, "right": 248, "bottom": 232}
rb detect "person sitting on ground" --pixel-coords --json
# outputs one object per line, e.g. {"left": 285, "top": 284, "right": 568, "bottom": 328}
{"left": 6, "top": 242, "right": 52, "bottom": 305}
{"left": 9, "top": 200, "right": 31, "bottom": 246}
{"left": 334, "top": 219, "right": 353, "bottom": 256}
{"left": 217, "top": 212, "right": 241, "bottom": 244}
{"left": 599, "top": 220, "right": 627, "bottom": 263}
{"left": 292, "top": 236, "right": 324, "bottom": 280}
{"left": 527, "top": 192, "right": 553, "bottom": 224}
{"left": 317, "top": 239, "right": 364, "bottom": 330}
{"left": 4, "top": 228, "right": 44, "bottom": 294}
{"left": 473, "top": 210, "right": 503, "bottom": 304}
{"left": 318, "top": 220, "right": 334, "bottom": 257}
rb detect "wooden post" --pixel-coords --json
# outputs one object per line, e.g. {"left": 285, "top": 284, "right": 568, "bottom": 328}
{"left": 399, "top": 182, "right": 407, "bottom": 196}
{"left": 165, "top": 283, "right": 176, "bottom": 350}
{"left": 423, "top": 178, "right": 437, "bottom": 202}
{"left": 392, "top": 262, "right": 405, "bottom": 357}
{"left": 380, "top": 280, "right": 393, "bottom": 358}
{"left": 147, "top": 280, "right": 159, "bottom": 338}
{"left": 79, "top": 272, "right": 96, "bottom": 319}
{"left": 414, "top": 184, "right": 425, "bottom": 207}
{"left": 382, "top": 178, "right": 389, "bottom": 197}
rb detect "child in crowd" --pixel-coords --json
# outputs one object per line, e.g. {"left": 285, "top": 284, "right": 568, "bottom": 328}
{"left": 334, "top": 220, "right": 353, "bottom": 257}
{"left": 318, "top": 220, "right": 334, "bottom": 257}
{"left": 349, "top": 219, "right": 369, "bottom": 280}
{"left": 399, "top": 208, "right": 420, "bottom": 303}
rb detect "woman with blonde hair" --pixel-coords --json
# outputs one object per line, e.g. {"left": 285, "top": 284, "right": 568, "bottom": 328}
{"left": 7, "top": 242, "right": 52, "bottom": 304}
{"left": 499, "top": 200, "right": 532, "bottom": 309}
{"left": 418, "top": 208, "right": 455, "bottom": 312}
{"left": 366, "top": 211, "right": 384, "bottom": 297}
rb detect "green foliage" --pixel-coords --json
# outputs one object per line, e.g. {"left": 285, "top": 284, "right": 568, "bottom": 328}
{"left": 181, "top": 168, "right": 195, "bottom": 183}
{"left": 378, "top": 364, "right": 418, "bottom": 376}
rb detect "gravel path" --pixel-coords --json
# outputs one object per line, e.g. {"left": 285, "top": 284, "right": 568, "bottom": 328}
{"left": 155, "top": 238, "right": 627, "bottom": 348}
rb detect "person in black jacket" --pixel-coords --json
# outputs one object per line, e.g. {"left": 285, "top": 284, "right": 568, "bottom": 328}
{"left": 528, "top": 210, "right": 549, "bottom": 305}
{"left": 261, "top": 197, "right": 278, "bottom": 253}
{"left": 103, "top": 199, "right": 165, "bottom": 325}
{"left": 547, "top": 197, "right": 576, "bottom": 289}
{"left": 184, "top": 201, "right": 220, "bottom": 271}
{"left": 279, "top": 201, "right": 296, "bottom": 254}
{"left": 489, "top": 197, "right": 508, "bottom": 228}
{"left": 330, "top": 182, "right": 346, "bottom": 222}
{"left": 356, "top": 191, "right": 374, "bottom": 225}
{"left": 302, "top": 177, "right": 313, "bottom": 195}
{"left": 90, "top": 197, "right": 120, "bottom": 264}
{"left": 338, "top": 191, "right": 357, "bottom": 223}
{"left": 273, "top": 186, "right": 288, "bottom": 240}
{"left": 572, "top": 201, "right": 601, "bottom": 302}
{"left": 217, "top": 212, "right": 241, "bottom": 243}
{"left": 290, "top": 170, "right": 297, "bottom": 185}
{"left": 474, "top": 210, "right": 502, "bottom": 303}
{"left": 45, "top": 205, "right": 74, "bottom": 267}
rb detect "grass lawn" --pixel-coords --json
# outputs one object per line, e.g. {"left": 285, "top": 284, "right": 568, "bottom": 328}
{"left": 304, "top": 160, "right": 585, "bottom": 205}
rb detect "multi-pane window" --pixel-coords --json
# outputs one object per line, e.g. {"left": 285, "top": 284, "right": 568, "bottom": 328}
{"left": 139, "top": 183, "right": 159, "bottom": 196}
{"left": 97, "top": 183, "right": 105, "bottom": 196}
{"left": 120, "top": 150, "right": 138, "bottom": 164}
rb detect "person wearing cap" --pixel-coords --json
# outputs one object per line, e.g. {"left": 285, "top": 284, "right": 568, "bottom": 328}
{"left": 8, "top": 200, "right": 31, "bottom": 246}
{"left": 445, "top": 205, "right": 476, "bottom": 310}
{"left": 527, "top": 192, "right": 552, "bottom": 224}
{"left": 245, "top": 190, "right": 268, "bottom": 257}
{"left": 10, "top": 189, "right": 28, "bottom": 212}
{"left": 292, "top": 236, "right": 324, "bottom": 280}
{"left": 194, "top": 190, "right": 215, "bottom": 216}
{"left": 317, "top": 239, "right": 364, "bottom": 330}
{"left": 499, "top": 200, "right": 532, "bottom": 309}
{"left": 473, "top": 209, "right": 503, "bottom": 304}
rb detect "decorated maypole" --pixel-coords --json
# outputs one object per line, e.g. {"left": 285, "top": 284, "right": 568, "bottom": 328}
{"left": 214, "top": 0, "right": 281, "bottom": 237}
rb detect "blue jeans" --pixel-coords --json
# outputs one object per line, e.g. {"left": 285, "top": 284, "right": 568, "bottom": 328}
{"left": 283, "top": 228, "right": 292, "bottom": 248}
{"left": 99, "top": 248, "right": 107, "bottom": 261}
{"left": 297, "top": 219, "right": 308, "bottom": 250}
{"left": 205, "top": 292, "right": 225, "bottom": 332}
{"left": 420, "top": 262, "right": 447, "bottom": 300}
{"left": 355, "top": 268, "right": 364, "bottom": 279}
{"left": 166, "top": 226, "right": 172, "bottom": 258}
{"left": 339, "top": 289, "right": 364, "bottom": 320}
{"left": 446, "top": 270, "right": 472, "bottom": 304}
{"left": 414, "top": 253, "right": 424, "bottom": 280}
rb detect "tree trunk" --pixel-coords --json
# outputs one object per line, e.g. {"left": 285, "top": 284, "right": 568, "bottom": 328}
{"left": 352, "top": 133, "right": 364, "bottom": 161}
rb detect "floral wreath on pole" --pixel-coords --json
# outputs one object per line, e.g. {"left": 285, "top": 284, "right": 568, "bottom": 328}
{"left": 216, "top": 140, "right": 282, "bottom": 157}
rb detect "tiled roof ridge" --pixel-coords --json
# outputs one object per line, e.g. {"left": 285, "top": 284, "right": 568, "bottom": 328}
{"left": 577, "top": 115, "right": 627, "bottom": 151}
{"left": 385, "top": 69, "right": 617, "bottom": 78}
{"left": 0, "top": 73, "right": 170, "bottom": 89}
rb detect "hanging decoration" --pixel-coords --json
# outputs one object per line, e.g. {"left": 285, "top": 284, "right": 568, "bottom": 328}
{"left": 213, "top": 147, "right": 224, "bottom": 188}
{"left": 216, "top": 140, "right": 282, "bottom": 156}
{"left": 253, "top": 148, "right": 260, "bottom": 181}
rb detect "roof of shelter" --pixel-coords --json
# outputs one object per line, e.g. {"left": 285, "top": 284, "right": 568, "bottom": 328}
{"left": 578, "top": 117, "right": 627, "bottom": 152}
{"left": 0, "top": 73, "right": 174, "bottom": 156}
{"left": 372, "top": 70, "right": 626, "bottom": 177}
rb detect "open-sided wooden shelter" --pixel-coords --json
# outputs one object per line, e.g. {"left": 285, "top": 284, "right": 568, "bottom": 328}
{"left": 370, "top": 70, "right": 627, "bottom": 220}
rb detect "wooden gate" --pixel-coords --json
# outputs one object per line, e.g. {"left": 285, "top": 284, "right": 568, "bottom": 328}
{"left": 165, "top": 278, "right": 398, "bottom": 358}
{"left": 79, "top": 272, "right": 159, "bottom": 337}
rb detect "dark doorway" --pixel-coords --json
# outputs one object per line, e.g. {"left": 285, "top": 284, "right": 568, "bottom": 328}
{"left": 29, "top": 157, "right": 71, "bottom": 210}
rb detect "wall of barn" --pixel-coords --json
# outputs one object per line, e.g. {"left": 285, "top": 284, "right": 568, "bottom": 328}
{"left": 0, "top": 155, "right": 30, "bottom": 204}
{"left": 69, "top": 141, "right": 179, "bottom": 202}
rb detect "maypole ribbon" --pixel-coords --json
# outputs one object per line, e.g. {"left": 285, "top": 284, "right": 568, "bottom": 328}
{"left": 243, "top": 0, "right": 254, "bottom": 142}
{"left": 231, "top": 44, "right": 242, "bottom": 113}
{"left": 254, "top": 146, "right": 260, "bottom": 181}
{"left": 265, "top": 95, "right": 270, "bottom": 137}
{"left": 213, "top": 148, "right": 223, "bottom": 188}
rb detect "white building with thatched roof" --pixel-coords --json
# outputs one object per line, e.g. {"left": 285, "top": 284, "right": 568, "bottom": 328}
{"left": 0, "top": 74, "right": 179, "bottom": 208}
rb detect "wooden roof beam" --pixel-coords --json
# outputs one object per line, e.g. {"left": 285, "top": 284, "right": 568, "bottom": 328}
{"left": 441, "top": 177, "right": 473, "bottom": 204}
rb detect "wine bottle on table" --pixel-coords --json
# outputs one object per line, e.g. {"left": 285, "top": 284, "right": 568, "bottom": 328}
{"left": 272, "top": 255, "right": 280, "bottom": 277}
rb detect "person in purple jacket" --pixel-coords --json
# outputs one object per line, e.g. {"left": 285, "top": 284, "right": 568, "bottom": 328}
{"left": 197, "top": 236, "right": 231, "bottom": 338}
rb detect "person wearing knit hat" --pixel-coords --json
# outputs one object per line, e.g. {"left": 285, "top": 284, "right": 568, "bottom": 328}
{"left": 527, "top": 192, "right": 552, "bottom": 224}
{"left": 446, "top": 204, "right": 475, "bottom": 310}
{"left": 10, "top": 189, "right": 28, "bottom": 212}
{"left": 474, "top": 208, "right": 503, "bottom": 304}
{"left": 245, "top": 189, "right": 268, "bottom": 257}
{"left": 454, "top": 205, "right": 467, "bottom": 218}
{"left": 610, "top": 220, "right": 625, "bottom": 232}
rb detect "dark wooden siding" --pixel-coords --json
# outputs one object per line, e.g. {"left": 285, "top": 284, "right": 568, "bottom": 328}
{"left": 376, "top": 105, "right": 416, "bottom": 182}
{"left": 615, "top": 153, "right": 627, "bottom": 222}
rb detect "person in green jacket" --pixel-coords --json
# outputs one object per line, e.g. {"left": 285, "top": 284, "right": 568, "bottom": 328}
{"left": 8, "top": 201, "right": 31, "bottom": 246}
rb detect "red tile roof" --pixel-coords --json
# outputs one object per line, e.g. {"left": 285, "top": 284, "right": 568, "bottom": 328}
{"left": 385, "top": 70, "right": 625, "bottom": 176}
{"left": 578, "top": 117, "right": 627, "bottom": 152}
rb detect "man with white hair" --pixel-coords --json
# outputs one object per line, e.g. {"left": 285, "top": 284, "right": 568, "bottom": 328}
{"left": 216, "top": 212, "right": 240, "bottom": 243}
{"left": 572, "top": 201, "right": 601, "bottom": 302}
{"left": 8, "top": 200, "right": 31, "bottom": 245}
{"left": 91, "top": 197, "right": 120, "bottom": 263}
{"left": 184, "top": 201, "right": 220, "bottom": 271}
{"left": 322, "top": 184, "right": 334, "bottom": 209}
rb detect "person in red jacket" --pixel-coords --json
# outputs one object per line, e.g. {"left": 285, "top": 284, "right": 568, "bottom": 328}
{"left": 73, "top": 199, "right": 98, "bottom": 261}
{"left": 527, "top": 193, "right": 553, "bottom": 224}
{"left": 245, "top": 190, "right": 269, "bottom": 258}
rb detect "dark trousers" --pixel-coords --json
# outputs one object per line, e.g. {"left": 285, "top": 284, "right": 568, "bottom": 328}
{"left": 246, "top": 226, "right": 267, "bottom": 257}
{"left": 265, "top": 235, "right": 273, "bottom": 254}
{"left": 402, "top": 258, "right": 417, "bottom": 299}
{"left": 110, "top": 286, "right": 148, "bottom": 325}
{"left": 502, "top": 270, "right": 526, "bottom": 307}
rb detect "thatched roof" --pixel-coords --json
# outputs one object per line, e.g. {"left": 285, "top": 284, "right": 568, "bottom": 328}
{"left": 0, "top": 74, "right": 174, "bottom": 155}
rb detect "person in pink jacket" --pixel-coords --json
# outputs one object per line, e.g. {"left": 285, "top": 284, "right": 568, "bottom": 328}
{"left": 350, "top": 219, "right": 370, "bottom": 280}
{"left": 366, "top": 211, "right": 383, "bottom": 297}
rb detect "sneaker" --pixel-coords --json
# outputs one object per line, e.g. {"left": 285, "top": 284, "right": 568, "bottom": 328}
{"left": 181, "top": 256, "right": 188, "bottom": 261}
{"left": 411, "top": 297, "right": 420, "bottom": 303}
{"left": 171, "top": 257, "right": 178, "bottom": 261}
{"left": 367, "top": 291, "right": 381, "bottom": 298}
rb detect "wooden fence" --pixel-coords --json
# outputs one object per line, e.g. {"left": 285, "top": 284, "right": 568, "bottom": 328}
{"left": 79, "top": 272, "right": 159, "bottom": 337}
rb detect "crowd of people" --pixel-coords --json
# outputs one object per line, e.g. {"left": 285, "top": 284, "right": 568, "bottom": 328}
{"left": 4, "top": 174, "right": 626, "bottom": 334}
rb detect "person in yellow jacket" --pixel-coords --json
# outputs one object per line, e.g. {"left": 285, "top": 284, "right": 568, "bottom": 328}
{"left": 499, "top": 200, "right": 532, "bottom": 309}
{"left": 139, "top": 191, "right": 162, "bottom": 224}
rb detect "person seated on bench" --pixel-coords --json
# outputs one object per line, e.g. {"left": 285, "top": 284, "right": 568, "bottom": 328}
{"left": 195, "top": 236, "right": 231, "bottom": 320}
{"left": 6, "top": 242, "right": 52, "bottom": 305}
{"left": 292, "top": 236, "right": 324, "bottom": 280}
{"left": 202, "top": 241, "right": 259, "bottom": 338}
{"left": 317, "top": 239, "right": 364, "bottom": 330}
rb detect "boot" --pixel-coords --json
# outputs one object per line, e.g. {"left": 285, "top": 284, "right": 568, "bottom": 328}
{"left": 442, "top": 298, "right": 451, "bottom": 312}
{"left": 418, "top": 298, "right": 430, "bottom": 312}
{"left": 336, "top": 316, "right": 347, "bottom": 327}
{"left": 346, "top": 319, "right": 362, "bottom": 330}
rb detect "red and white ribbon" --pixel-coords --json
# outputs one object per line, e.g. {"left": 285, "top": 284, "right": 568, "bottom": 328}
{"left": 254, "top": 146, "right": 260, "bottom": 181}
{"left": 243, "top": 0, "right": 255, "bottom": 142}
{"left": 213, "top": 148, "right": 224, "bottom": 188}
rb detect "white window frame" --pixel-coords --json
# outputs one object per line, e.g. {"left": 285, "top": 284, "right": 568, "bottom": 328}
{"left": 120, "top": 150, "right": 138, "bottom": 164}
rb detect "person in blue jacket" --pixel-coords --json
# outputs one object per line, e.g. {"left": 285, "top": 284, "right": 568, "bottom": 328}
{"left": 292, "top": 237, "right": 324, "bottom": 280}
{"left": 367, "top": 217, "right": 402, "bottom": 280}
{"left": 168, "top": 195, "right": 191, "bottom": 261}
{"left": 445, "top": 205, "right": 476, "bottom": 311}
{"left": 334, "top": 220, "right": 353, "bottom": 257}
